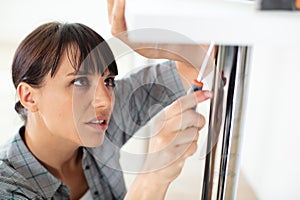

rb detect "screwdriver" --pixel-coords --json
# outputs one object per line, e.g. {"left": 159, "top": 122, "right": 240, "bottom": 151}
{"left": 187, "top": 42, "right": 215, "bottom": 94}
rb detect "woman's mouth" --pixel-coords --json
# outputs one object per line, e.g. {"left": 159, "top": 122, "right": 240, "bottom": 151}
{"left": 86, "top": 118, "right": 108, "bottom": 132}
{"left": 90, "top": 119, "right": 106, "bottom": 124}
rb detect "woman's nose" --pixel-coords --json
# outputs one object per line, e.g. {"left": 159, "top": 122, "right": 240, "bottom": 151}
{"left": 92, "top": 81, "right": 112, "bottom": 110}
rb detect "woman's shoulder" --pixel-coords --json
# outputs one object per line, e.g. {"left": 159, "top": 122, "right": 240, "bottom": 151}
{"left": 0, "top": 132, "right": 18, "bottom": 161}
{"left": 0, "top": 153, "right": 41, "bottom": 199}
{"left": 0, "top": 127, "right": 26, "bottom": 159}
{"left": 0, "top": 129, "right": 44, "bottom": 199}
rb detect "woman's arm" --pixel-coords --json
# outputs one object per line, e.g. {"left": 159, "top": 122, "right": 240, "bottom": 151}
{"left": 107, "top": 0, "right": 216, "bottom": 88}
{"left": 124, "top": 90, "right": 212, "bottom": 200}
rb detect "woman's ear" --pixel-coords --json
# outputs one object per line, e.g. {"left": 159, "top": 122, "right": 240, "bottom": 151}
{"left": 17, "top": 82, "right": 39, "bottom": 112}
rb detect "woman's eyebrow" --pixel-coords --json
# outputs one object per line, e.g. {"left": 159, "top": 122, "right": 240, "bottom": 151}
{"left": 102, "top": 68, "right": 114, "bottom": 77}
{"left": 66, "top": 71, "right": 86, "bottom": 77}
{"left": 66, "top": 67, "right": 114, "bottom": 77}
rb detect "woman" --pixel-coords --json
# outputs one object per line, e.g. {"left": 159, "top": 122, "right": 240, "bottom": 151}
{"left": 0, "top": 22, "right": 211, "bottom": 199}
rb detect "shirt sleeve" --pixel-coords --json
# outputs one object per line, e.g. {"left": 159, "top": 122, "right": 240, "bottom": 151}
{"left": 106, "top": 60, "right": 186, "bottom": 147}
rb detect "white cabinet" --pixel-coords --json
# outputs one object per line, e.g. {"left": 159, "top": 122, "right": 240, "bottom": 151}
{"left": 126, "top": 0, "right": 300, "bottom": 45}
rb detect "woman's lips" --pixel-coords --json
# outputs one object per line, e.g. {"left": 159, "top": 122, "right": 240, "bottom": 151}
{"left": 86, "top": 119, "right": 108, "bottom": 132}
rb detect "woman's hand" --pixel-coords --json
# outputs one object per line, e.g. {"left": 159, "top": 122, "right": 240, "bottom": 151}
{"left": 145, "top": 90, "right": 211, "bottom": 183}
{"left": 125, "top": 90, "right": 212, "bottom": 200}
{"left": 107, "top": 0, "right": 127, "bottom": 35}
{"left": 106, "top": 0, "right": 214, "bottom": 70}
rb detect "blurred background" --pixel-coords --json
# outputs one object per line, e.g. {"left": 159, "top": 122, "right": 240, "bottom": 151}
{"left": 1, "top": 0, "right": 300, "bottom": 199}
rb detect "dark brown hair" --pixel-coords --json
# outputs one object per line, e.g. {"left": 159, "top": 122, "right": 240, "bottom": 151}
{"left": 12, "top": 22, "right": 118, "bottom": 122}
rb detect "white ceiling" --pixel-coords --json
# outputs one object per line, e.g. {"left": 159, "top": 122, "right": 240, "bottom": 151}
{"left": 0, "top": 0, "right": 112, "bottom": 43}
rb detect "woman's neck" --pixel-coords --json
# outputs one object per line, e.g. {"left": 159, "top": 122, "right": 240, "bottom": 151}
{"left": 24, "top": 120, "right": 83, "bottom": 180}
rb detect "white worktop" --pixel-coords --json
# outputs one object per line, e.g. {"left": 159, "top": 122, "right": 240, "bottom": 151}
{"left": 126, "top": 0, "right": 300, "bottom": 45}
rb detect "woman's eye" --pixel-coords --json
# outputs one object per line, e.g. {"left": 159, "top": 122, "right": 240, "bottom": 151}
{"left": 73, "top": 77, "right": 89, "bottom": 87}
{"left": 104, "top": 77, "right": 115, "bottom": 88}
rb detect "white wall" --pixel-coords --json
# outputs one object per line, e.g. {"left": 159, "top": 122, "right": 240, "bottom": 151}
{"left": 0, "top": 0, "right": 112, "bottom": 43}
{"left": 0, "top": 42, "right": 23, "bottom": 142}
{"left": 241, "top": 44, "right": 300, "bottom": 199}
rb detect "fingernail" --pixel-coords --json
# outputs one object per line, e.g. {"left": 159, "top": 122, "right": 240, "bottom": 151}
{"left": 204, "top": 91, "right": 213, "bottom": 98}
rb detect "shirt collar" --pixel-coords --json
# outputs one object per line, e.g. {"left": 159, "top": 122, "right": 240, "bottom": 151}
{"left": 7, "top": 126, "right": 62, "bottom": 199}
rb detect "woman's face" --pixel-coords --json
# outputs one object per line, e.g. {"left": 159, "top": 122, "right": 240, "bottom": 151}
{"left": 35, "top": 50, "right": 115, "bottom": 147}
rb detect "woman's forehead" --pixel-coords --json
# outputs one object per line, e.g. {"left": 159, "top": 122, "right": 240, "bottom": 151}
{"left": 57, "top": 55, "right": 112, "bottom": 78}
{"left": 66, "top": 44, "right": 113, "bottom": 75}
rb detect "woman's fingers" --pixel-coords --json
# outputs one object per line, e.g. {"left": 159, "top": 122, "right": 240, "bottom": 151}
{"left": 149, "top": 127, "right": 200, "bottom": 156}
{"left": 145, "top": 90, "right": 211, "bottom": 178}
{"left": 107, "top": 0, "right": 114, "bottom": 24}
{"left": 111, "top": 0, "right": 127, "bottom": 35}
{"left": 173, "top": 140, "right": 198, "bottom": 159}
{"left": 151, "top": 90, "right": 211, "bottom": 135}
{"left": 167, "top": 110, "right": 205, "bottom": 132}
{"left": 163, "top": 90, "right": 212, "bottom": 120}
{"left": 146, "top": 127, "right": 199, "bottom": 170}
{"left": 173, "top": 127, "right": 200, "bottom": 146}
{"left": 153, "top": 109, "right": 205, "bottom": 134}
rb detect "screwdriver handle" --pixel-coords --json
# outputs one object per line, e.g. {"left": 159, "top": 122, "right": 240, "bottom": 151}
{"left": 187, "top": 80, "right": 204, "bottom": 110}
{"left": 187, "top": 79, "right": 204, "bottom": 94}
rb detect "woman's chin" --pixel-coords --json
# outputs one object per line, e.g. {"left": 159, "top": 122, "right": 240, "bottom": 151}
{"left": 78, "top": 131, "right": 105, "bottom": 147}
